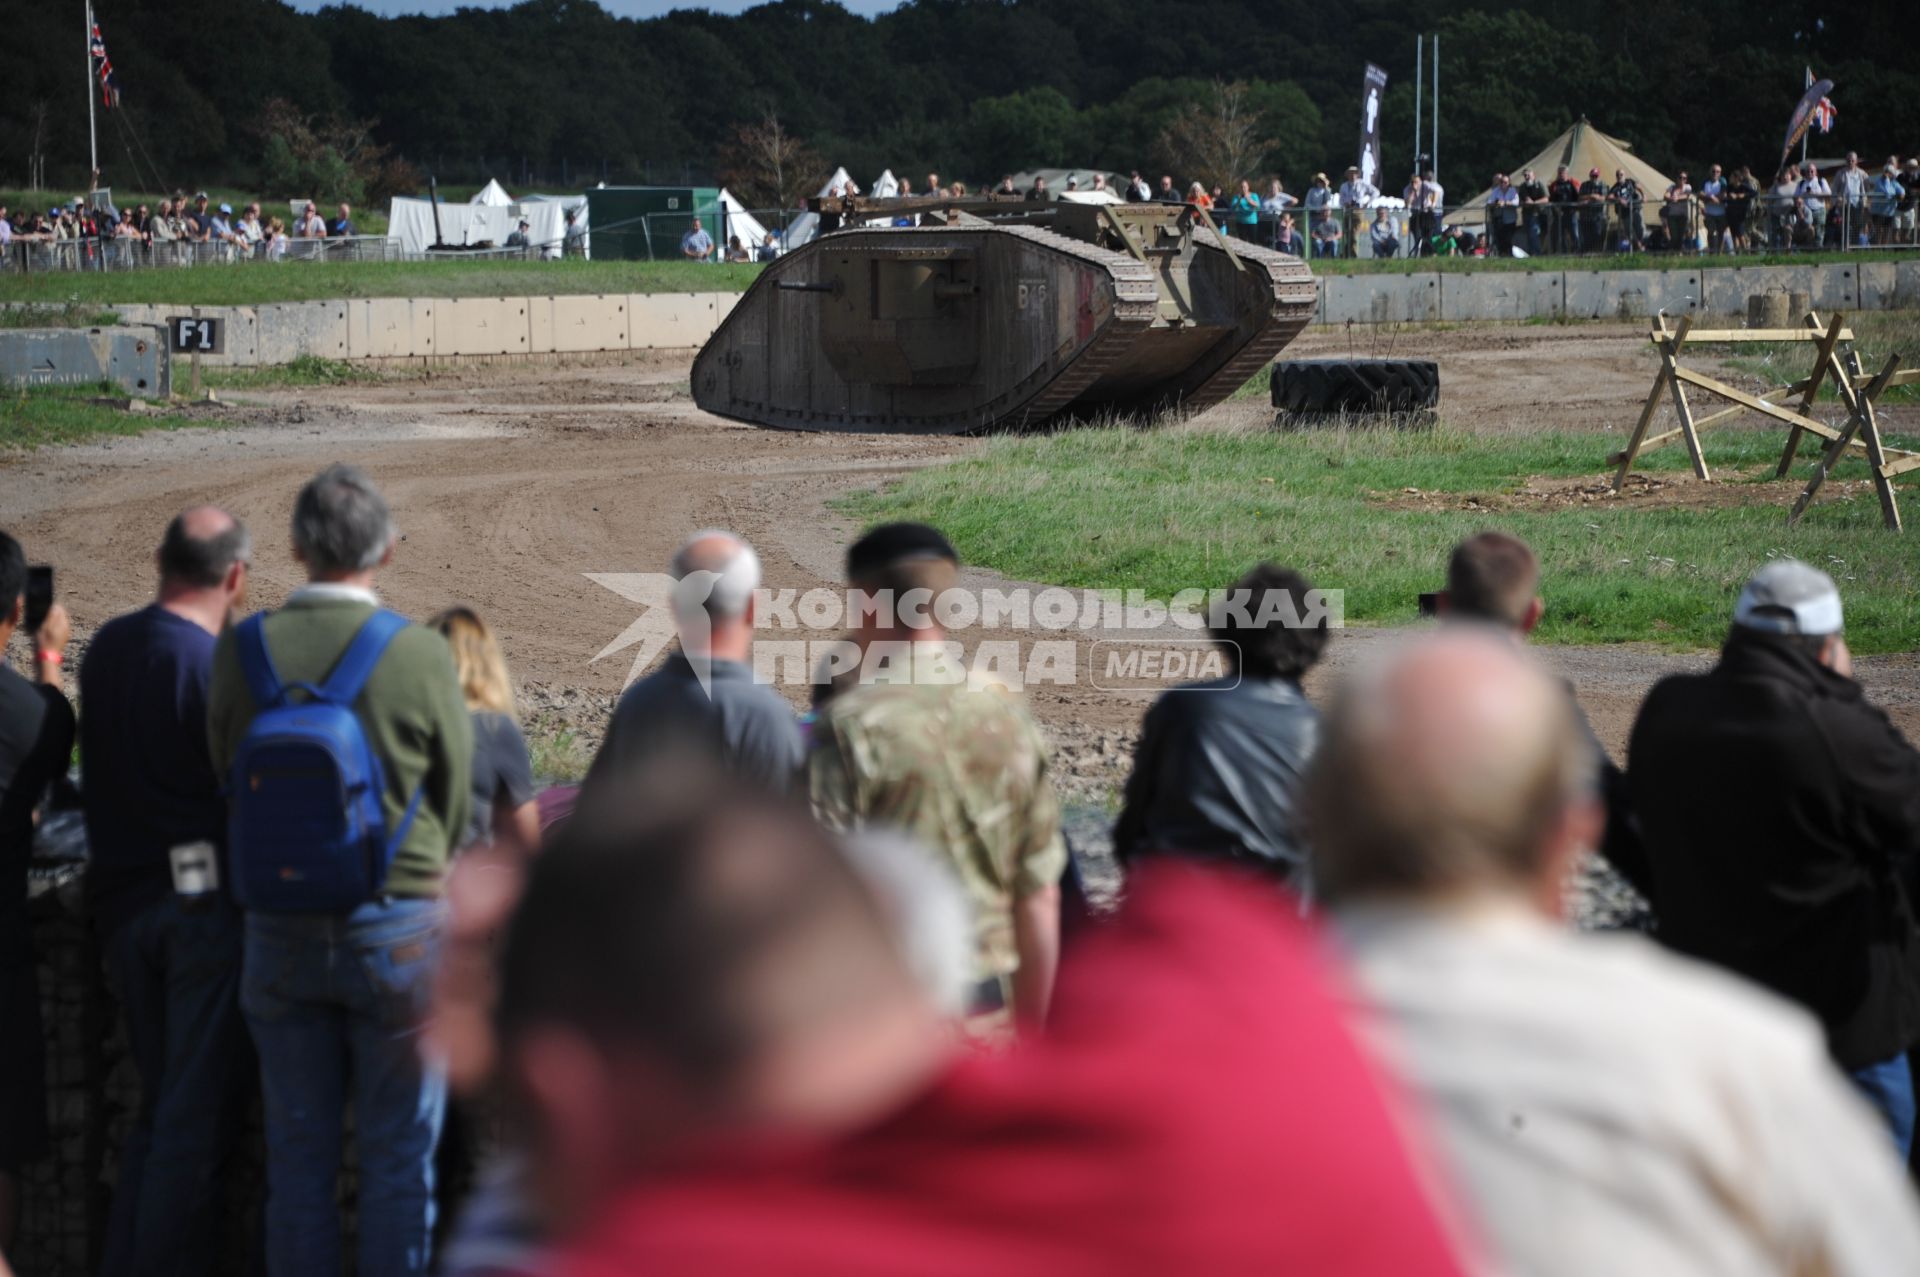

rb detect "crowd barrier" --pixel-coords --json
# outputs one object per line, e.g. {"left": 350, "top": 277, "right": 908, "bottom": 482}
{"left": 2, "top": 234, "right": 406, "bottom": 274}
{"left": 1236, "top": 195, "right": 1920, "bottom": 262}
{"left": 10, "top": 257, "right": 1916, "bottom": 376}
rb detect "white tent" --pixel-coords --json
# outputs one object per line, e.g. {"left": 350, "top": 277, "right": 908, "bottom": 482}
{"left": 522, "top": 193, "right": 590, "bottom": 258}
{"left": 715, "top": 188, "right": 772, "bottom": 253}
{"left": 780, "top": 167, "right": 862, "bottom": 248}
{"left": 871, "top": 169, "right": 899, "bottom": 198}
{"left": 470, "top": 179, "right": 513, "bottom": 207}
{"left": 385, "top": 195, "right": 569, "bottom": 256}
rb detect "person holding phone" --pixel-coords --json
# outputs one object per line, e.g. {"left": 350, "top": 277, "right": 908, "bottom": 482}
{"left": 0, "top": 531, "right": 73, "bottom": 1263}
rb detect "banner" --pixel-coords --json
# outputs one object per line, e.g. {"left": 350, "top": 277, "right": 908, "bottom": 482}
{"left": 1781, "top": 77, "right": 1834, "bottom": 169}
{"left": 1358, "top": 63, "right": 1388, "bottom": 191}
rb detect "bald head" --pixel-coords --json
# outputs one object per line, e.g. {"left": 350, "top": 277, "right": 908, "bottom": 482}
{"left": 1307, "top": 630, "right": 1596, "bottom": 907}
{"left": 671, "top": 531, "right": 760, "bottom": 622}
{"left": 159, "top": 505, "right": 249, "bottom": 588}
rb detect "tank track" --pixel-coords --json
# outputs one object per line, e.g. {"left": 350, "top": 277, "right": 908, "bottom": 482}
{"left": 1177, "top": 229, "right": 1319, "bottom": 414}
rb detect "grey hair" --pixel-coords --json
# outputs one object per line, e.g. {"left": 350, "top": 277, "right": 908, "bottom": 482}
{"left": 670, "top": 530, "right": 760, "bottom": 621}
{"left": 291, "top": 463, "right": 395, "bottom": 574}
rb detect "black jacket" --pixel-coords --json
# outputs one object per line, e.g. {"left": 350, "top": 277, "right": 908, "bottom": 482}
{"left": 1114, "top": 674, "right": 1318, "bottom": 882}
{"left": 1628, "top": 632, "right": 1920, "bottom": 1068}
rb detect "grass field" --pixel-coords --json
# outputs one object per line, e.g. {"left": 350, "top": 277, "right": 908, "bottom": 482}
{"left": 839, "top": 423, "right": 1920, "bottom": 654}
{"left": 1720, "top": 311, "right": 1920, "bottom": 403}
{"left": 1, "top": 383, "right": 203, "bottom": 450}
{"left": 0, "top": 258, "right": 761, "bottom": 308}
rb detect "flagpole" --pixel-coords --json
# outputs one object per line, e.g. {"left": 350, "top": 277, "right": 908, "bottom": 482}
{"left": 85, "top": 0, "right": 97, "bottom": 184}
{"left": 1800, "top": 67, "right": 1810, "bottom": 167}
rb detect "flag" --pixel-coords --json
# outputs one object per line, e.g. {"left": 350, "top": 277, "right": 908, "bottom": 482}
{"left": 1804, "top": 66, "right": 1835, "bottom": 135}
{"left": 90, "top": 19, "right": 121, "bottom": 109}
{"left": 1781, "top": 75, "right": 1834, "bottom": 168}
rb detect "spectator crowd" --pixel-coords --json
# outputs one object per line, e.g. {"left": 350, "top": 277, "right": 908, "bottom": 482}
{"left": 1, "top": 190, "right": 364, "bottom": 270}
{"left": 793, "top": 150, "right": 1920, "bottom": 262}
{"left": 4, "top": 467, "right": 1920, "bottom": 1276}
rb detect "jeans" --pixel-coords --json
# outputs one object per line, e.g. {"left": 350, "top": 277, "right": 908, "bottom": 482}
{"left": 100, "top": 896, "right": 253, "bottom": 1277}
{"left": 242, "top": 897, "right": 448, "bottom": 1277}
{"left": 1848, "top": 1053, "right": 1916, "bottom": 1159}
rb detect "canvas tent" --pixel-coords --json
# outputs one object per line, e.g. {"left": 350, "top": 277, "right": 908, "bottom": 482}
{"left": 386, "top": 193, "right": 569, "bottom": 255}
{"left": 1456, "top": 119, "right": 1673, "bottom": 229}
{"left": 523, "top": 193, "right": 590, "bottom": 257}
{"left": 470, "top": 179, "right": 513, "bottom": 207}
{"left": 778, "top": 167, "right": 861, "bottom": 248}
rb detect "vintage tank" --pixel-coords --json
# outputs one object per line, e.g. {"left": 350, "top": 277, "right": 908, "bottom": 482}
{"left": 691, "top": 195, "right": 1316, "bottom": 433}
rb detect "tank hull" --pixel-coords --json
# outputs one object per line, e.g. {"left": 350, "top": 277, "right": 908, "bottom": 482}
{"left": 692, "top": 210, "right": 1315, "bottom": 434}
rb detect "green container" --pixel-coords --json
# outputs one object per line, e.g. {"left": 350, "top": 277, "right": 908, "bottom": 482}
{"left": 586, "top": 186, "right": 722, "bottom": 260}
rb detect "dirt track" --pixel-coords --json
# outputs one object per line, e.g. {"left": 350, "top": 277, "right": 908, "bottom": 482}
{"left": 3, "top": 324, "right": 1914, "bottom": 795}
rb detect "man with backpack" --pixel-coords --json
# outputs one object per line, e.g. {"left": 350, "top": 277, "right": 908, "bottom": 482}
{"left": 208, "top": 463, "right": 472, "bottom": 1277}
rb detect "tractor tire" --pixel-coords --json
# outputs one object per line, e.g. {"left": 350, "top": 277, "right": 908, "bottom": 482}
{"left": 1270, "top": 358, "right": 1440, "bottom": 417}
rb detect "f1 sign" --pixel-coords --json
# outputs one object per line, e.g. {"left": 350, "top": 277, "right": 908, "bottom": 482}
{"left": 168, "top": 316, "right": 224, "bottom": 354}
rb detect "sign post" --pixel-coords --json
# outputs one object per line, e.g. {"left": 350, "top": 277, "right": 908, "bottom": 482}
{"left": 167, "top": 310, "right": 223, "bottom": 398}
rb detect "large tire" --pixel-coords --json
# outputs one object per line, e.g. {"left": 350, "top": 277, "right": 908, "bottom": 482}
{"left": 1270, "top": 358, "right": 1440, "bottom": 416}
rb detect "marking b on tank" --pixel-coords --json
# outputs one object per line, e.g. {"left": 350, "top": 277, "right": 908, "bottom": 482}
{"left": 1017, "top": 278, "right": 1050, "bottom": 311}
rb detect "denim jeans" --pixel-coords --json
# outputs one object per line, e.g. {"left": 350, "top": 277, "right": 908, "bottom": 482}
{"left": 1848, "top": 1053, "right": 1916, "bottom": 1160}
{"left": 242, "top": 897, "right": 448, "bottom": 1277}
{"left": 100, "top": 896, "right": 253, "bottom": 1277}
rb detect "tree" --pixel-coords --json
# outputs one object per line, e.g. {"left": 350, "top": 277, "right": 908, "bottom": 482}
{"left": 1157, "top": 79, "right": 1274, "bottom": 193}
{"left": 719, "top": 112, "right": 826, "bottom": 212}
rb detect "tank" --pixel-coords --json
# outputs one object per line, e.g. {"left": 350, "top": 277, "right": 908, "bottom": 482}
{"left": 692, "top": 195, "right": 1316, "bottom": 433}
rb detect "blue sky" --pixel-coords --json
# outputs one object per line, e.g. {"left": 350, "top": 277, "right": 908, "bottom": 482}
{"left": 284, "top": 0, "right": 901, "bottom": 15}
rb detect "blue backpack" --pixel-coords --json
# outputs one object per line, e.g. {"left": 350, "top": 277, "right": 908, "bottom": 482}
{"left": 228, "top": 608, "right": 424, "bottom": 913}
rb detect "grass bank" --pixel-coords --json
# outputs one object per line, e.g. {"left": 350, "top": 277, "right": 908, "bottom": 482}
{"left": 839, "top": 424, "right": 1920, "bottom": 654}
{"left": 1, "top": 384, "right": 204, "bottom": 451}
{"left": 0, "top": 258, "right": 760, "bottom": 308}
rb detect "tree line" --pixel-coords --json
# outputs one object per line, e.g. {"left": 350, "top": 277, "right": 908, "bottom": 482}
{"left": 2, "top": 0, "right": 1910, "bottom": 206}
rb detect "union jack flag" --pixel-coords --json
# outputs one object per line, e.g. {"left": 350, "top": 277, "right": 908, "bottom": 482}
{"left": 1812, "top": 95, "right": 1836, "bottom": 134}
{"left": 90, "top": 20, "right": 120, "bottom": 109}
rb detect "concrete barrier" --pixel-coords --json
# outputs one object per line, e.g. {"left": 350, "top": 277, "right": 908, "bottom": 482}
{"left": 537, "top": 294, "right": 625, "bottom": 354}
{"left": 1895, "top": 260, "right": 1920, "bottom": 309}
{"left": 1322, "top": 273, "right": 1440, "bottom": 324}
{"left": 39, "top": 256, "right": 1912, "bottom": 375}
{"left": 1858, "top": 262, "right": 1897, "bottom": 311}
{"left": 256, "top": 302, "right": 349, "bottom": 365}
{"left": 631, "top": 292, "right": 719, "bottom": 349}
{"left": 0, "top": 326, "right": 169, "bottom": 397}
{"left": 346, "top": 298, "right": 420, "bottom": 359}
{"left": 433, "top": 297, "right": 528, "bottom": 357}
{"left": 1440, "top": 271, "right": 1562, "bottom": 322}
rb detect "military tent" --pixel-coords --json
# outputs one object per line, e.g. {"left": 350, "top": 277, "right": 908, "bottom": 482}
{"left": 1455, "top": 118, "right": 1674, "bottom": 230}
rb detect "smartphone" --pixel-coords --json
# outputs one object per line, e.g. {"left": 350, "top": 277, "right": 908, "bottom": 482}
{"left": 24, "top": 565, "right": 53, "bottom": 634}
{"left": 1417, "top": 590, "right": 1441, "bottom": 619}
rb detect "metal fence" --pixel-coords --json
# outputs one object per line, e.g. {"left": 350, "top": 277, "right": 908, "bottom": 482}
{"left": 2, "top": 232, "right": 409, "bottom": 275}
{"left": 1246, "top": 194, "right": 1920, "bottom": 262}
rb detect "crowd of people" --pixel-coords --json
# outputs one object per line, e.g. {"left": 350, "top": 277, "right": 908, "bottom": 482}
{"left": 0, "top": 191, "right": 360, "bottom": 269}
{"left": 811, "top": 150, "right": 1920, "bottom": 262}
{"left": 4, "top": 469, "right": 1920, "bottom": 1276}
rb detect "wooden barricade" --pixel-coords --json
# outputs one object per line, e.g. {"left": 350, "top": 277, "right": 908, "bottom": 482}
{"left": 1608, "top": 311, "right": 1917, "bottom": 531}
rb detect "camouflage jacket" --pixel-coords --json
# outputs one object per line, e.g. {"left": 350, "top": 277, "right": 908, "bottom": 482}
{"left": 809, "top": 674, "right": 1067, "bottom": 985}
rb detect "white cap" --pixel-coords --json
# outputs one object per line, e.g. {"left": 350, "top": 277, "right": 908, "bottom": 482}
{"left": 1733, "top": 559, "right": 1843, "bottom": 636}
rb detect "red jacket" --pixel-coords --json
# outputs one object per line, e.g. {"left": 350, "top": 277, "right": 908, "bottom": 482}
{"left": 561, "top": 864, "right": 1470, "bottom": 1277}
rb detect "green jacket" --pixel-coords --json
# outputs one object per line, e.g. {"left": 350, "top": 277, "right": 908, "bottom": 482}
{"left": 208, "top": 591, "right": 473, "bottom": 899}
